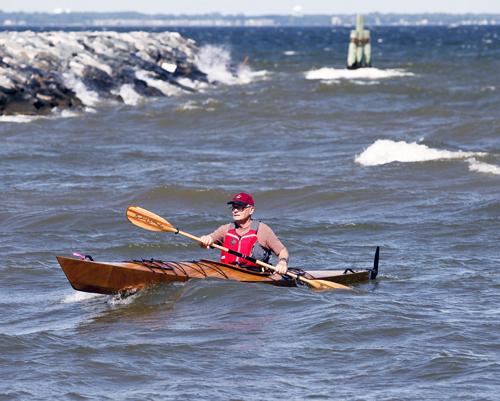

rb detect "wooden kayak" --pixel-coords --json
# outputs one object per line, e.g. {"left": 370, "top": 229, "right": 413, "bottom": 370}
{"left": 56, "top": 249, "right": 379, "bottom": 295}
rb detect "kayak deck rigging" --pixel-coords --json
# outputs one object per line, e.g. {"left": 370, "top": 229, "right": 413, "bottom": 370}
{"left": 56, "top": 247, "right": 379, "bottom": 295}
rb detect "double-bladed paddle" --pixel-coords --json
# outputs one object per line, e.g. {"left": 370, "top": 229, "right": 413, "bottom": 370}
{"left": 125, "top": 205, "right": 350, "bottom": 291}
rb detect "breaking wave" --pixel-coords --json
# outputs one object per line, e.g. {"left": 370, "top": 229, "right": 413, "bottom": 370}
{"left": 466, "top": 158, "right": 500, "bottom": 175}
{"left": 196, "top": 45, "right": 268, "bottom": 85}
{"left": 355, "top": 139, "right": 487, "bottom": 166}
{"left": 305, "top": 67, "right": 414, "bottom": 81}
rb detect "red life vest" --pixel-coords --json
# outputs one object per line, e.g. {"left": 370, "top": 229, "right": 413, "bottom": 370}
{"left": 221, "top": 221, "right": 260, "bottom": 267}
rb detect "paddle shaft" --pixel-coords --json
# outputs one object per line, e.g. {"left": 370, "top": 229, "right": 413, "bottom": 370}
{"left": 173, "top": 228, "right": 341, "bottom": 288}
{"left": 174, "top": 228, "right": 269, "bottom": 267}
{"left": 126, "top": 205, "right": 349, "bottom": 290}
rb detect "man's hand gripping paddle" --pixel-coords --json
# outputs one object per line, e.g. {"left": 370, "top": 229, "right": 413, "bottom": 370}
{"left": 126, "top": 206, "right": 351, "bottom": 291}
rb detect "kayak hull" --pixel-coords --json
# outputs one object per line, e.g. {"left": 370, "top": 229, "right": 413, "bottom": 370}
{"left": 56, "top": 256, "right": 373, "bottom": 295}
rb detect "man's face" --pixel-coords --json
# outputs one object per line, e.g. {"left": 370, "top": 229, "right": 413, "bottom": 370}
{"left": 230, "top": 204, "right": 254, "bottom": 222}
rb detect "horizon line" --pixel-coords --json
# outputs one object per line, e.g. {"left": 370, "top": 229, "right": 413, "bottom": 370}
{"left": 2, "top": 10, "right": 500, "bottom": 16}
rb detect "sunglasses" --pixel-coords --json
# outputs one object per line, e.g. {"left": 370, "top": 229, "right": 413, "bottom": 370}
{"left": 229, "top": 204, "right": 250, "bottom": 212}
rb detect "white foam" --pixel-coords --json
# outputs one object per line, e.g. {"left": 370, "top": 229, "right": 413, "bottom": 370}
{"left": 0, "top": 109, "right": 79, "bottom": 123}
{"left": 195, "top": 45, "right": 266, "bottom": 85}
{"left": 0, "top": 115, "right": 39, "bottom": 123}
{"left": 284, "top": 50, "right": 297, "bottom": 56}
{"left": 60, "top": 109, "right": 81, "bottom": 118}
{"left": 195, "top": 45, "right": 235, "bottom": 84}
{"left": 355, "top": 139, "right": 487, "bottom": 166}
{"left": 107, "top": 291, "right": 140, "bottom": 305}
{"left": 467, "top": 158, "right": 500, "bottom": 175}
{"left": 62, "top": 291, "right": 102, "bottom": 303}
{"left": 176, "top": 100, "right": 200, "bottom": 111}
{"left": 305, "top": 67, "right": 414, "bottom": 81}
{"left": 351, "top": 80, "right": 381, "bottom": 86}
{"left": 176, "top": 98, "right": 218, "bottom": 112}
{"left": 236, "top": 64, "right": 269, "bottom": 85}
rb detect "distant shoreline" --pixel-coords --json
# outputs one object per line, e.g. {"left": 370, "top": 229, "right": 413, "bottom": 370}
{"left": 1, "top": 11, "right": 499, "bottom": 27}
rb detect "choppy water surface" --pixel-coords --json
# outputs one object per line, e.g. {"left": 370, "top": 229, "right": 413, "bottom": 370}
{"left": 1, "top": 26, "right": 499, "bottom": 400}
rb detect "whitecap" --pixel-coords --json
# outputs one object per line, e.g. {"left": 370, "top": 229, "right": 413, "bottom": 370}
{"left": 236, "top": 64, "right": 269, "bottom": 84}
{"left": 305, "top": 67, "right": 414, "bottom": 81}
{"left": 355, "top": 139, "right": 487, "bottom": 166}
{"left": 467, "top": 158, "right": 500, "bottom": 175}
{"left": 284, "top": 50, "right": 297, "bottom": 56}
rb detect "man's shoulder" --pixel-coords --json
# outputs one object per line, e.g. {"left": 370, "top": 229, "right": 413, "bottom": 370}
{"left": 218, "top": 223, "right": 231, "bottom": 231}
{"left": 211, "top": 223, "right": 231, "bottom": 237}
{"left": 256, "top": 221, "right": 274, "bottom": 233}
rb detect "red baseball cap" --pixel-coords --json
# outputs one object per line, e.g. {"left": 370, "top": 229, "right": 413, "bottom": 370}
{"left": 227, "top": 192, "right": 255, "bottom": 207}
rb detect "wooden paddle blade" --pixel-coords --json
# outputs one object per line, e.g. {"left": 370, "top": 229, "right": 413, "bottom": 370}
{"left": 126, "top": 206, "right": 177, "bottom": 233}
{"left": 297, "top": 276, "right": 351, "bottom": 291}
{"left": 319, "top": 280, "right": 350, "bottom": 290}
{"left": 310, "top": 279, "right": 351, "bottom": 291}
{"left": 283, "top": 269, "right": 351, "bottom": 291}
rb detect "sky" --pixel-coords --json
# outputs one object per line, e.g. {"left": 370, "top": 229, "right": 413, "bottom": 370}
{"left": 1, "top": 0, "right": 499, "bottom": 14}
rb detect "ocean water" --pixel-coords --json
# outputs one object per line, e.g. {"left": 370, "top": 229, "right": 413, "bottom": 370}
{"left": 1, "top": 26, "right": 499, "bottom": 400}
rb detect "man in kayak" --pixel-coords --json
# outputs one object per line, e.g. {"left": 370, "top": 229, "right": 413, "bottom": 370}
{"left": 199, "top": 192, "right": 289, "bottom": 275}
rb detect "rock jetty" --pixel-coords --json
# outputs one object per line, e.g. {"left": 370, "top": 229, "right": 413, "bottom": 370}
{"left": 0, "top": 31, "right": 210, "bottom": 115}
